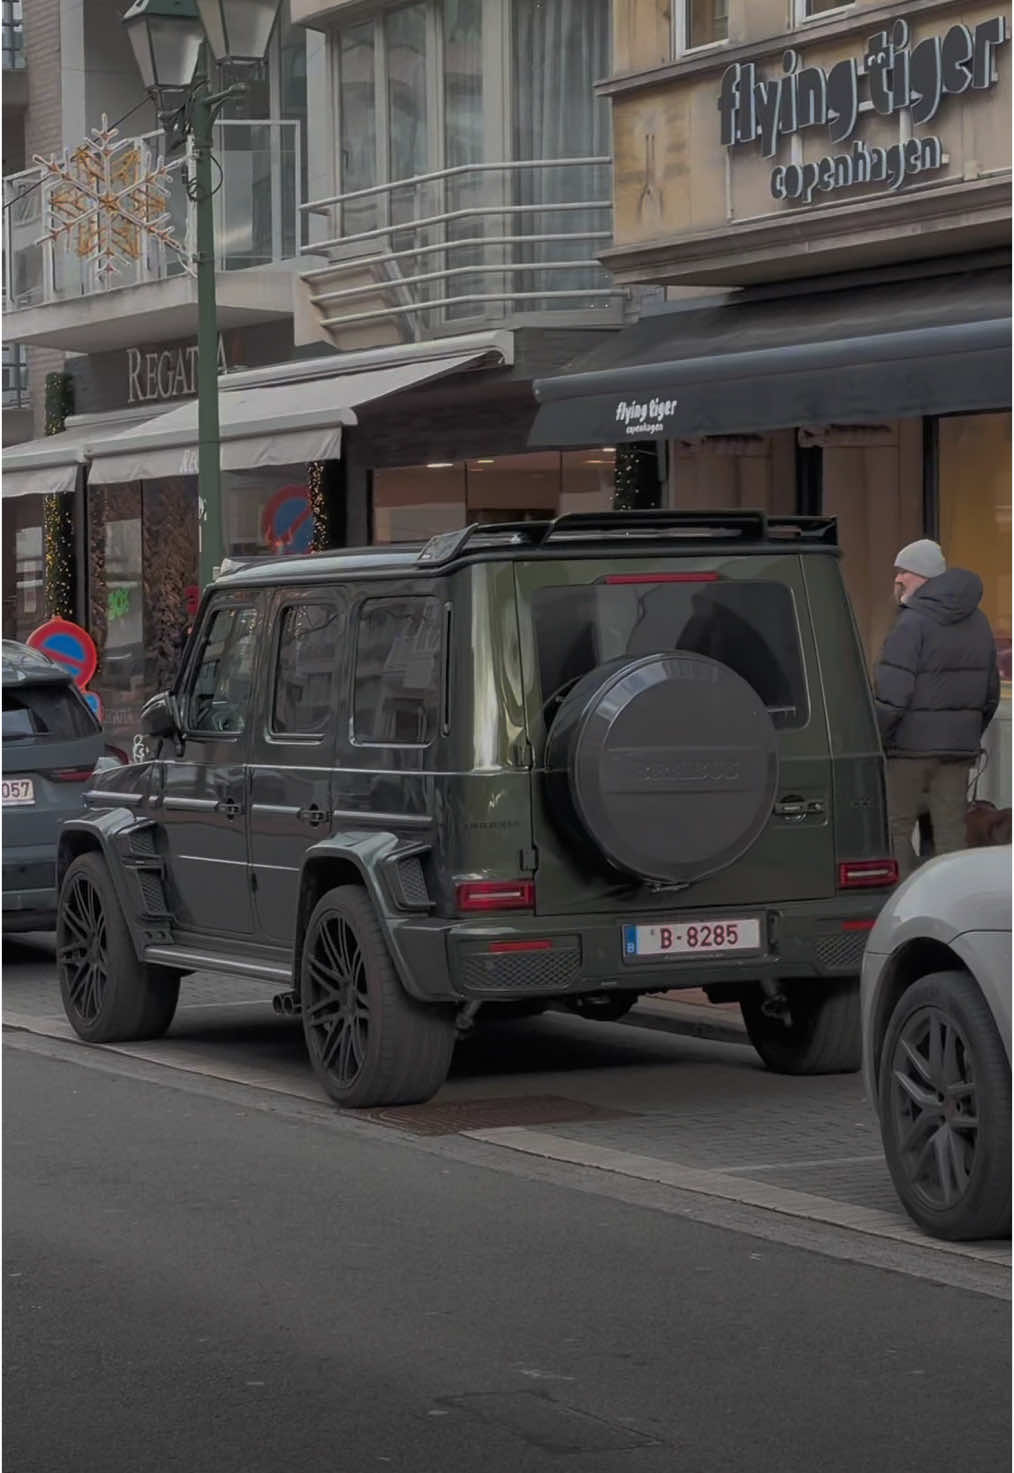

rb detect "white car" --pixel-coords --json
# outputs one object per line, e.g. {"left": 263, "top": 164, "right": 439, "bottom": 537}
{"left": 862, "top": 846, "right": 1011, "bottom": 1241}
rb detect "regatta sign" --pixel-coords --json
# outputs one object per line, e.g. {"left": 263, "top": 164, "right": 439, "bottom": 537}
{"left": 127, "top": 335, "right": 229, "bottom": 403}
{"left": 717, "top": 15, "right": 1008, "bottom": 204}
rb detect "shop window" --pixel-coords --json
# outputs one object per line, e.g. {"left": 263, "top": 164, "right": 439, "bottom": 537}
{"left": 938, "top": 412, "right": 1012, "bottom": 690}
{"left": 678, "top": 0, "right": 728, "bottom": 52}
{"left": 272, "top": 602, "right": 343, "bottom": 736}
{"left": 2, "top": 495, "right": 44, "bottom": 641}
{"left": 223, "top": 464, "right": 315, "bottom": 558}
{"left": 188, "top": 603, "right": 260, "bottom": 736}
{"left": 353, "top": 596, "right": 442, "bottom": 745}
{"left": 372, "top": 448, "right": 622, "bottom": 543}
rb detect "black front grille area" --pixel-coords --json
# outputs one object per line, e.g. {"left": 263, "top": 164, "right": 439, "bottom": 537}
{"left": 3, "top": 860, "right": 55, "bottom": 892}
{"left": 815, "top": 930, "right": 868, "bottom": 973}
{"left": 460, "top": 944, "right": 581, "bottom": 996}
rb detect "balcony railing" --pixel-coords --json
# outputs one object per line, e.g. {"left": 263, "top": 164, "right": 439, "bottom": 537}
{"left": 2, "top": 1, "right": 24, "bottom": 70}
{"left": 3, "top": 118, "right": 302, "bottom": 312}
{"left": 2, "top": 339, "right": 28, "bottom": 407}
{"left": 299, "top": 158, "right": 624, "bottom": 336}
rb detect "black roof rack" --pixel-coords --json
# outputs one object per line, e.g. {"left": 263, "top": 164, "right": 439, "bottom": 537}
{"left": 417, "top": 510, "right": 837, "bottom": 567}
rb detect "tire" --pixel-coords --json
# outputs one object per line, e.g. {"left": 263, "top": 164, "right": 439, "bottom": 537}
{"left": 567, "top": 993, "right": 637, "bottom": 1022}
{"left": 300, "top": 885, "right": 455, "bottom": 1109}
{"left": 57, "top": 852, "right": 180, "bottom": 1043}
{"left": 740, "top": 978, "right": 860, "bottom": 1075}
{"left": 877, "top": 971, "right": 1011, "bottom": 1241}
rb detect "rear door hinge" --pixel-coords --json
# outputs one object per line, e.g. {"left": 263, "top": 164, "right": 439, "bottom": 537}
{"left": 519, "top": 846, "right": 538, "bottom": 873}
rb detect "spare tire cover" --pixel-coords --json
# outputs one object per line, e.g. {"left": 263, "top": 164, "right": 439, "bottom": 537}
{"left": 544, "top": 652, "right": 779, "bottom": 885}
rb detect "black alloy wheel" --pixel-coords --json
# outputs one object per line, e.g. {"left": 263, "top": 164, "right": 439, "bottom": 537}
{"left": 56, "top": 852, "right": 180, "bottom": 1043}
{"left": 58, "top": 867, "right": 109, "bottom": 1025}
{"left": 299, "top": 885, "right": 455, "bottom": 1109}
{"left": 303, "top": 911, "right": 370, "bottom": 1094}
{"left": 878, "top": 970, "right": 1011, "bottom": 1240}
{"left": 887, "top": 1004, "right": 978, "bottom": 1212}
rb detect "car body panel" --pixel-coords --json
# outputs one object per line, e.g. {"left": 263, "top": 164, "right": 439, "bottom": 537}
{"left": 861, "top": 847, "right": 1013, "bottom": 1103}
{"left": 70, "top": 517, "right": 895, "bottom": 1009}
{"left": 3, "top": 640, "right": 103, "bottom": 928}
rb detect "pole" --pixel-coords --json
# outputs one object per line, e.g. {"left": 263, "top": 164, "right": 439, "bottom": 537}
{"left": 192, "top": 91, "right": 223, "bottom": 589}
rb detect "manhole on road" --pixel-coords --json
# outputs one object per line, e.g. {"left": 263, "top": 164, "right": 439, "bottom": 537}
{"left": 365, "top": 1094, "right": 636, "bottom": 1137}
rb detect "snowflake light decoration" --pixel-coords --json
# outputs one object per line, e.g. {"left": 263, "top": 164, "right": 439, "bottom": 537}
{"left": 34, "top": 115, "right": 192, "bottom": 283}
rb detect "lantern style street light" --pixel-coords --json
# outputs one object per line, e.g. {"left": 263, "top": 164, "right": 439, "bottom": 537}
{"left": 122, "top": 0, "right": 282, "bottom": 587}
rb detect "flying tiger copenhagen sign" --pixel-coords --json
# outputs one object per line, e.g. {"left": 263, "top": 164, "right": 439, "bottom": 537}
{"left": 717, "top": 15, "right": 1008, "bottom": 205}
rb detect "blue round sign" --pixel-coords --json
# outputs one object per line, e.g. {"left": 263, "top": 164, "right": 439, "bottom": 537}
{"left": 27, "top": 618, "right": 98, "bottom": 688}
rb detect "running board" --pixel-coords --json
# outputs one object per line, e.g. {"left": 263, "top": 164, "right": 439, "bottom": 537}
{"left": 144, "top": 946, "right": 292, "bottom": 984}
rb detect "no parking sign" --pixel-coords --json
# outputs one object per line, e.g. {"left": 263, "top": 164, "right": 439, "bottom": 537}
{"left": 27, "top": 618, "right": 103, "bottom": 724}
{"left": 261, "top": 484, "right": 313, "bottom": 555}
{"left": 27, "top": 618, "right": 98, "bottom": 688}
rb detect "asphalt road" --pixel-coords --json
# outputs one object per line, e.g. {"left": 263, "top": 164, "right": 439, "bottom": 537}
{"left": 5, "top": 1044, "right": 1011, "bottom": 1473}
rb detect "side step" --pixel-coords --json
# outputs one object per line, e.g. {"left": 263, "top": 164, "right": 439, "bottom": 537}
{"left": 143, "top": 946, "right": 292, "bottom": 984}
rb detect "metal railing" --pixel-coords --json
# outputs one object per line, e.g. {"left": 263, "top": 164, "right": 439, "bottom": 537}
{"left": 2, "top": 339, "right": 28, "bottom": 407}
{"left": 3, "top": 118, "right": 301, "bottom": 311}
{"left": 300, "top": 157, "right": 624, "bottom": 335}
{"left": 2, "top": 0, "right": 24, "bottom": 70}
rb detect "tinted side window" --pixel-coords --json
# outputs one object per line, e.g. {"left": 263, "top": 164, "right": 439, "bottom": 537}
{"left": 353, "top": 597, "right": 442, "bottom": 746}
{"left": 188, "top": 604, "right": 259, "bottom": 735}
{"left": 2, "top": 685, "right": 99, "bottom": 742}
{"left": 533, "top": 580, "right": 808, "bottom": 729}
{"left": 272, "top": 602, "right": 342, "bottom": 736}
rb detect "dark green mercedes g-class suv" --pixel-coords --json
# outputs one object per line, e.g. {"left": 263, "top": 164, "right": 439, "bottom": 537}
{"left": 56, "top": 510, "right": 897, "bottom": 1108}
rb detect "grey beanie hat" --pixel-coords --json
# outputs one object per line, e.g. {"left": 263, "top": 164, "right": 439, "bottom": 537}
{"left": 894, "top": 539, "right": 947, "bottom": 579}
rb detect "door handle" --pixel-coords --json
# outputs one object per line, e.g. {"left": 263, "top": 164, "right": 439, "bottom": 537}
{"left": 774, "top": 796, "right": 825, "bottom": 819}
{"left": 298, "top": 804, "right": 330, "bottom": 827}
{"left": 217, "top": 799, "right": 243, "bottom": 820}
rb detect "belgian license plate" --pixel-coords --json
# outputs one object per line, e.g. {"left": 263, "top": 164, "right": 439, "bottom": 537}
{"left": 623, "top": 916, "right": 762, "bottom": 959}
{"left": 2, "top": 778, "right": 36, "bottom": 807}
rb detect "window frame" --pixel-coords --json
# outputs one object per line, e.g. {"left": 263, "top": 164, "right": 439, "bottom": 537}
{"left": 266, "top": 593, "right": 345, "bottom": 744}
{"left": 179, "top": 594, "right": 262, "bottom": 742}
{"left": 673, "top": 0, "right": 730, "bottom": 59}
{"left": 331, "top": 0, "right": 510, "bottom": 210}
{"left": 350, "top": 592, "right": 445, "bottom": 750}
{"left": 793, "top": 0, "right": 855, "bottom": 26}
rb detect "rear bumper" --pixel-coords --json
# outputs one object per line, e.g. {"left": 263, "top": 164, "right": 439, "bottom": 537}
{"left": 387, "top": 894, "right": 889, "bottom": 1002}
{"left": 2, "top": 849, "right": 57, "bottom": 930}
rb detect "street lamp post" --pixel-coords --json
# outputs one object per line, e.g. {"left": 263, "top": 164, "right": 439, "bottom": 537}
{"left": 122, "top": 0, "right": 282, "bottom": 589}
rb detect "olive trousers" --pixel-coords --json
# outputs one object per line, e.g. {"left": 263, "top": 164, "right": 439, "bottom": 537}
{"left": 886, "top": 756, "right": 969, "bottom": 881}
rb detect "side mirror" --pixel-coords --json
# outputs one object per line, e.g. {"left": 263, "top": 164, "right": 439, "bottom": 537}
{"left": 140, "top": 690, "right": 180, "bottom": 740}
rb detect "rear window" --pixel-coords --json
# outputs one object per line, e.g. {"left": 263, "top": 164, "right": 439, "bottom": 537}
{"left": 2, "top": 684, "right": 99, "bottom": 742}
{"left": 532, "top": 579, "right": 808, "bottom": 729}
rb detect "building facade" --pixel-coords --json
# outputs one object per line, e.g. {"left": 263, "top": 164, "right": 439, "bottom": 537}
{"left": 529, "top": 0, "right": 1011, "bottom": 797}
{"left": 3, "top": 0, "right": 648, "bottom": 748}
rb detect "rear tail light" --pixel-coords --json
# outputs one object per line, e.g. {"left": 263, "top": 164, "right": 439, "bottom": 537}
{"left": 837, "top": 859, "right": 899, "bottom": 889}
{"left": 456, "top": 880, "right": 535, "bottom": 913}
{"left": 49, "top": 767, "right": 95, "bottom": 784}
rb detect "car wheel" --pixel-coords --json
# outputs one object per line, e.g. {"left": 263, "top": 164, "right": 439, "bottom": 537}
{"left": 566, "top": 993, "right": 636, "bottom": 1022}
{"left": 57, "top": 852, "right": 180, "bottom": 1043}
{"left": 740, "top": 978, "right": 860, "bottom": 1074}
{"left": 300, "top": 885, "right": 456, "bottom": 1109}
{"left": 878, "top": 970, "right": 1011, "bottom": 1241}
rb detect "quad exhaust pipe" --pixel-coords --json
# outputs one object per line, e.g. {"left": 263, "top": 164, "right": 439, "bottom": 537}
{"left": 272, "top": 990, "right": 302, "bottom": 1018}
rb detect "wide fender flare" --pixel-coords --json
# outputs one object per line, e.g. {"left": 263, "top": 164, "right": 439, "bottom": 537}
{"left": 296, "top": 830, "right": 440, "bottom": 1002}
{"left": 57, "top": 812, "right": 153, "bottom": 960}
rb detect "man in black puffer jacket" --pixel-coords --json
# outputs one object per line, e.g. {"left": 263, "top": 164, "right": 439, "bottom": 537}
{"left": 873, "top": 539, "right": 999, "bottom": 878}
